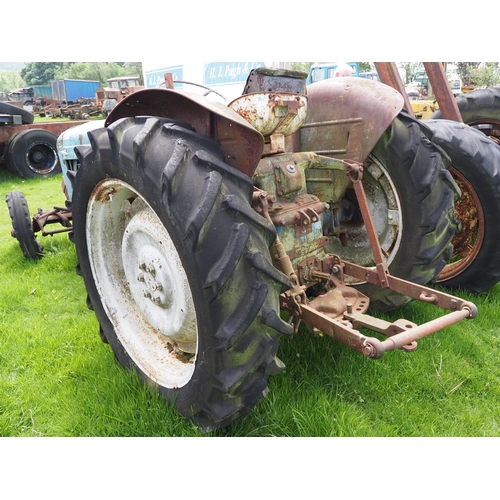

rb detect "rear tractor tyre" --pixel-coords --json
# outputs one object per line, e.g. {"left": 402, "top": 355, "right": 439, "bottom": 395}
{"left": 5, "top": 129, "right": 61, "bottom": 178}
{"left": 5, "top": 191, "right": 43, "bottom": 260}
{"left": 71, "top": 116, "right": 293, "bottom": 431}
{"left": 430, "top": 87, "right": 500, "bottom": 142}
{"left": 422, "top": 119, "right": 500, "bottom": 292}
{"left": 329, "top": 112, "right": 460, "bottom": 311}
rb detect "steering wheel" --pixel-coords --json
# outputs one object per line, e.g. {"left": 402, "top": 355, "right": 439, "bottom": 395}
{"left": 157, "top": 79, "right": 227, "bottom": 101}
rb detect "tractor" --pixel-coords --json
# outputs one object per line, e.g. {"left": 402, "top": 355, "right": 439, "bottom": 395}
{"left": 9, "top": 64, "right": 500, "bottom": 431}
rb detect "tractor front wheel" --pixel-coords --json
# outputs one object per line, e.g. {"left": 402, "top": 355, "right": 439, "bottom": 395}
{"left": 5, "top": 191, "right": 43, "bottom": 260}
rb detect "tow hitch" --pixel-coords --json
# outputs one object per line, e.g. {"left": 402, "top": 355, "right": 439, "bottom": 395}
{"left": 273, "top": 160, "right": 477, "bottom": 358}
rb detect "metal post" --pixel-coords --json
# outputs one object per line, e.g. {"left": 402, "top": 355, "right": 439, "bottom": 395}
{"left": 422, "top": 63, "right": 463, "bottom": 122}
{"left": 374, "top": 62, "right": 416, "bottom": 118}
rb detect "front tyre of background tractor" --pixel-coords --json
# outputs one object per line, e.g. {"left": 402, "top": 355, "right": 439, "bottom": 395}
{"left": 5, "top": 191, "right": 43, "bottom": 260}
{"left": 421, "top": 119, "right": 500, "bottom": 292}
{"left": 71, "top": 116, "right": 293, "bottom": 431}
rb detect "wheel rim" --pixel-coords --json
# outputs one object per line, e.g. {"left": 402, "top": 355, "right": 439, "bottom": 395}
{"left": 468, "top": 118, "right": 500, "bottom": 145}
{"left": 26, "top": 141, "right": 58, "bottom": 175}
{"left": 438, "top": 168, "right": 484, "bottom": 282}
{"left": 86, "top": 179, "right": 198, "bottom": 388}
{"left": 326, "top": 154, "right": 403, "bottom": 278}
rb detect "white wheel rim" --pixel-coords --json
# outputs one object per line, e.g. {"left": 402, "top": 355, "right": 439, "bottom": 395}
{"left": 86, "top": 179, "right": 198, "bottom": 388}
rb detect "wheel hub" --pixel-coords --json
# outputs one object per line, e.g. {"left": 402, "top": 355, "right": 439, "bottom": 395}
{"left": 122, "top": 210, "right": 196, "bottom": 351}
{"left": 136, "top": 255, "right": 173, "bottom": 309}
{"left": 26, "top": 142, "right": 57, "bottom": 174}
{"left": 325, "top": 155, "right": 403, "bottom": 278}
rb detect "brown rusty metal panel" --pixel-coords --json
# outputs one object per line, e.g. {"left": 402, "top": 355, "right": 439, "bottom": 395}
{"left": 0, "top": 120, "right": 88, "bottom": 160}
{"left": 105, "top": 88, "right": 264, "bottom": 178}
{"left": 299, "top": 78, "right": 403, "bottom": 163}
{"left": 423, "top": 62, "right": 463, "bottom": 122}
{"left": 374, "top": 62, "right": 416, "bottom": 118}
{"left": 0, "top": 120, "right": 89, "bottom": 145}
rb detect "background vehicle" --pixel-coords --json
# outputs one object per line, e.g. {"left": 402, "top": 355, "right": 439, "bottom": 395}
{"left": 359, "top": 71, "right": 380, "bottom": 81}
{"left": 306, "top": 62, "right": 360, "bottom": 84}
{"left": 5, "top": 119, "right": 102, "bottom": 259}
{"left": 0, "top": 101, "right": 87, "bottom": 178}
{"left": 0, "top": 77, "right": 109, "bottom": 178}
{"left": 8, "top": 85, "right": 52, "bottom": 105}
{"left": 375, "top": 62, "right": 500, "bottom": 293}
{"left": 51, "top": 79, "right": 100, "bottom": 102}
{"left": 95, "top": 75, "right": 144, "bottom": 116}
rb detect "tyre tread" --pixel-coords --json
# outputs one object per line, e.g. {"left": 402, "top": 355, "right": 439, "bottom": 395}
{"left": 73, "top": 116, "right": 290, "bottom": 431}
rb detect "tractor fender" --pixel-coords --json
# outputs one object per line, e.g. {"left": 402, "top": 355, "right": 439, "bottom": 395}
{"left": 105, "top": 88, "right": 264, "bottom": 178}
{"left": 300, "top": 77, "right": 404, "bottom": 163}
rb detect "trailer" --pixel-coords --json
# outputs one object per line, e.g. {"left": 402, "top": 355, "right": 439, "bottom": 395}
{"left": 51, "top": 79, "right": 100, "bottom": 103}
{"left": 0, "top": 100, "right": 87, "bottom": 178}
{"left": 8, "top": 85, "right": 53, "bottom": 104}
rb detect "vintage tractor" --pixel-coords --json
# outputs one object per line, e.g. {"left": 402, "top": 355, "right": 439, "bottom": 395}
{"left": 62, "top": 68, "right": 484, "bottom": 431}
{"left": 374, "top": 62, "right": 500, "bottom": 294}
{"left": 7, "top": 67, "right": 486, "bottom": 431}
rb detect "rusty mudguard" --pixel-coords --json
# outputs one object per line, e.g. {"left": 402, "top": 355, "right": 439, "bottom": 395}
{"left": 299, "top": 77, "right": 404, "bottom": 163}
{"left": 104, "top": 88, "right": 264, "bottom": 178}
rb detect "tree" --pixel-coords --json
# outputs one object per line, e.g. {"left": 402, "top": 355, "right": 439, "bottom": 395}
{"left": 290, "top": 62, "right": 313, "bottom": 73}
{"left": 454, "top": 62, "right": 481, "bottom": 82}
{"left": 20, "top": 62, "right": 62, "bottom": 85}
{"left": 53, "top": 62, "right": 139, "bottom": 85}
{"left": 0, "top": 71, "right": 25, "bottom": 93}
{"left": 21, "top": 62, "right": 144, "bottom": 87}
{"left": 453, "top": 62, "right": 500, "bottom": 87}
{"left": 122, "top": 62, "right": 144, "bottom": 84}
{"left": 398, "top": 62, "right": 423, "bottom": 84}
{"left": 474, "top": 63, "right": 500, "bottom": 87}
{"left": 358, "top": 62, "right": 373, "bottom": 73}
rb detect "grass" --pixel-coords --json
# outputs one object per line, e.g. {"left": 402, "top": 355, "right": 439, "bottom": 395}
{"left": 33, "top": 115, "right": 103, "bottom": 123}
{"left": 1, "top": 167, "right": 500, "bottom": 437}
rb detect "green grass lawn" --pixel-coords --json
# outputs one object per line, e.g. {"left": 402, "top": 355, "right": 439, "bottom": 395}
{"left": 1, "top": 167, "right": 500, "bottom": 437}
